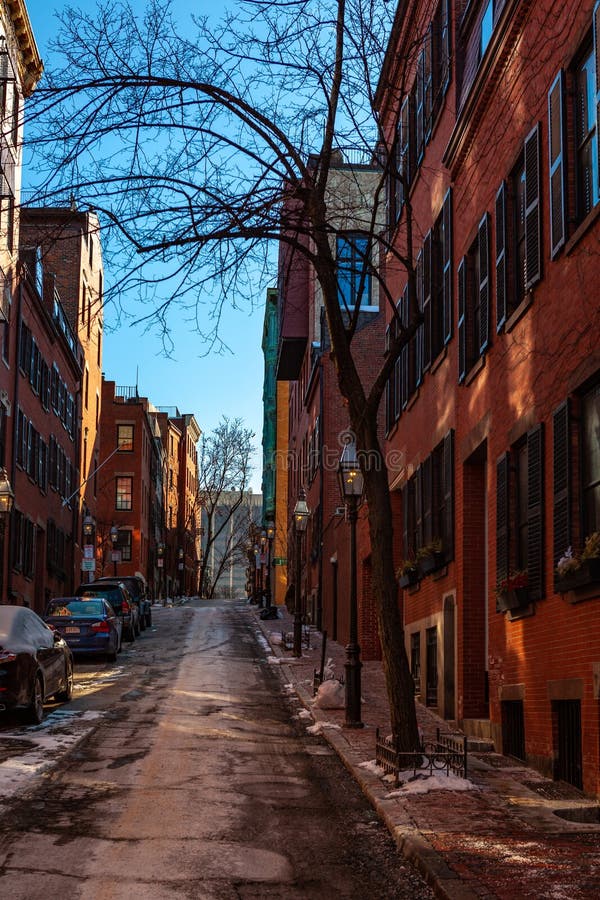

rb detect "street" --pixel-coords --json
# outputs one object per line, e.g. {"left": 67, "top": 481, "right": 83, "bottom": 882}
{"left": 0, "top": 601, "right": 433, "bottom": 899}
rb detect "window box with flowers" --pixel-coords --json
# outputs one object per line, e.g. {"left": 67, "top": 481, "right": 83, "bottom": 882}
{"left": 397, "top": 559, "right": 419, "bottom": 588}
{"left": 496, "top": 570, "right": 529, "bottom": 612}
{"left": 416, "top": 538, "right": 445, "bottom": 577}
{"left": 555, "top": 533, "right": 600, "bottom": 593}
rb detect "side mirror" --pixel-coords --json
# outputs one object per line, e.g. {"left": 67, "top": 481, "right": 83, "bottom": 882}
{"left": 53, "top": 630, "right": 63, "bottom": 644}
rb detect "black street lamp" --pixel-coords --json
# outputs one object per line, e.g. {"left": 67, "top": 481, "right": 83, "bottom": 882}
{"left": 157, "top": 542, "right": 165, "bottom": 602}
{"left": 292, "top": 490, "right": 310, "bottom": 657}
{"left": 262, "top": 519, "right": 277, "bottom": 618}
{"left": 110, "top": 524, "right": 119, "bottom": 576}
{"left": 337, "top": 440, "right": 364, "bottom": 728}
{"left": 0, "top": 468, "right": 14, "bottom": 603}
{"left": 83, "top": 511, "right": 96, "bottom": 584}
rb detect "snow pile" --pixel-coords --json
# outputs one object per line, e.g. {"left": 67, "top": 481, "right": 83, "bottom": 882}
{"left": 296, "top": 709, "right": 312, "bottom": 720}
{"left": 359, "top": 759, "right": 384, "bottom": 776}
{"left": 307, "top": 721, "right": 341, "bottom": 735}
{"left": 388, "top": 770, "right": 477, "bottom": 795}
{"left": 313, "top": 679, "right": 345, "bottom": 709}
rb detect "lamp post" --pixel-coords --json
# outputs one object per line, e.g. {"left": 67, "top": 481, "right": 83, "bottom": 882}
{"left": 337, "top": 440, "right": 364, "bottom": 728}
{"left": 157, "top": 542, "right": 165, "bottom": 602}
{"left": 263, "top": 519, "right": 276, "bottom": 617}
{"left": 110, "top": 524, "right": 119, "bottom": 576}
{"left": 292, "top": 489, "right": 310, "bottom": 657}
{"left": 178, "top": 547, "right": 184, "bottom": 597}
{"left": 0, "top": 468, "right": 15, "bottom": 603}
{"left": 83, "top": 511, "right": 95, "bottom": 584}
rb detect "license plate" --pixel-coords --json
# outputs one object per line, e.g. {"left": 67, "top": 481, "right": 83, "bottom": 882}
{"left": 66, "top": 626, "right": 80, "bottom": 634}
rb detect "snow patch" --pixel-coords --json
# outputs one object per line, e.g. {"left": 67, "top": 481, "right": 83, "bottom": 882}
{"left": 387, "top": 770, "right": 477, "bottom": 795}
{"left": 307, "top": 722, "right": 342, "bottom": 735}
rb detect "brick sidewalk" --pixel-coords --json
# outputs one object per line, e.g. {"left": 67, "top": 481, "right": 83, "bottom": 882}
{"left": 251, "top": 604, "right": 600, "bottom": 900}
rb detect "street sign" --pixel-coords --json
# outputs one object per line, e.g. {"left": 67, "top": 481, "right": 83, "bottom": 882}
{"left": 157, "top": 558, "right": 164, "bottom": 568}
{"left": 178, "top": 562, "right": 184, "bottom": 570}
{"left": 83, "top": 545, "right": 94, "bottom": 560}
{"left": 111, "top": 550, "right": 122, "bottom": 563}
{"left": 81, "top": 559, "right": 96, "bottom": 572}
{"left": 273, "top": 557, "right": 287, "bottom": 566}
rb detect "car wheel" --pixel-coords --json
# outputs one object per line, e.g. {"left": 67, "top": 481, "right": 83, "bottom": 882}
{"left": 24, "top": 674, "right": 44, "bottom": 725}
{"left": 107, "top": 644, "right": 118, "bottom": 663}
{"left": 55, "top": 661, "right": 74, "bottom": 703}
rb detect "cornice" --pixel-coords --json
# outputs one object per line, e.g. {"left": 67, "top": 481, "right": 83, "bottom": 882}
{"left": 4, "top": 0, "right": 43, "bottom": 96}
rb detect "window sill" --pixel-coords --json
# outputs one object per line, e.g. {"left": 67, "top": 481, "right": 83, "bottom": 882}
{"left": 463, "top": 354, "right": 486, "bottom": 387}
{"left": 564, "top": 203, "right": 600, "bottom": 257}
{"left": 504, "top": 292, "right": 533, "bottom": 333}
{"left": 430, "top": 345, "right": 448, "bottom": 375}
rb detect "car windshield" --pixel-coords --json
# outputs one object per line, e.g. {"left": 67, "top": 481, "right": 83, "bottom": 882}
{"left": 47, "top": 599, "right": 105, "bottom": 618}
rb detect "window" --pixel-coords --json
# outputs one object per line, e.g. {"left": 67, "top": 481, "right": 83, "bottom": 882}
{"left": 336, "top": 233, "right": 373, "bottom": 310}
{"left": 119, "top": 529, "right": 132, "bottom": 562}
{"left": 582, "top": 384, "right": 600, "bottom": 535}
{"left": 410, "top": 633, "right": 421, "bottom": 694}
{"left": 458, "top": 213, "right": 489, "bottom": 380}
{"left": 479, "top": 0, "right": 494, "bottom": 62}
{"left": 496, "top": 425, "right": 544, "bottom": 606}
{"left": 116, "top": 476, "right": 133, "bottom": 510}
{"left": 402, "top": 431, "right": 454, "bottom": 563}
{"left": 117, "top": 424, "right": 134, "bottom": 451}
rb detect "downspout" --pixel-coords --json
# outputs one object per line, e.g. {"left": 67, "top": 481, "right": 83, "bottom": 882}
{"left": 7, "top": 269, "right": 23, "bottom": 602}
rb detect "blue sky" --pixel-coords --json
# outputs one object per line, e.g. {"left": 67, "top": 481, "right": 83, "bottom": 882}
{"left": 25, "top": 0, "right": 267, "bottom": 492}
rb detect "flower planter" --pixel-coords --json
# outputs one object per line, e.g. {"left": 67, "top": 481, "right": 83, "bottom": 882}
{"left": 417, "top": 550, "right": 445, "bottom": 576}
{"left": 497, "top": 587, "right": 528, "bottom": 612}
{"left": 399, "top": 569, "right": 419, "bottom": 588}
{"left": 555, "top": 557, "right": 600, "bottom": 593}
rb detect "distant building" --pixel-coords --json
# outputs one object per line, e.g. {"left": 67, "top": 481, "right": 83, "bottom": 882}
{"left": 203, "top": 491, "right": 262, "bottom": 598}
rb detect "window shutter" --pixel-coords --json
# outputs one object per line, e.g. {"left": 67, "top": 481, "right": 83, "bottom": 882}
{"left": 441, "top": 0, "right": 451, "bottom": 93}
{"left": 394, "top": 356, "right": 401, "bottom": 421}
{"left": 416, "top": 465, "right": 423, "bottom": 550}
{"left": 402, "top": 484, "right": 410, "bottom": 558}
{"left": 478, "top": 212, "right": 490, "bottom": 354}
{"left": 423, "top": 455, "right": 433, "bottom": 545}
{"left": 495, "top": 182, "right": 507, "bottom": 330}
{"left": 443, "top": 429, "right": 454, "bottom": 561}
{"left": 496, "top": 454, "right": 510, "bottom": 592}
{"left": 548, "top": 71, "right": 566, "bottom": 258}
{"left": 400, "top": 95, "right": 410, "bottom": 196}
{"left": 423, "top": 230, "right": 432, "bottom": 370}
{"left": 458, "top": 257, "right": 467, "bottom": 382}
{"left": 401, "top": 287, "right": 409, "bottom": 409}
{"left": 552, "top": 400, "right": 570, "bottom": 568}
{"left": 527, "top": 424, "right": 544, "bottom": 602}
{"left": 416, "top": 249, "right": 424, "bottom": 386}
{"left": 524, "top": 123, "right": 541, "bottom": 289}
{"left": 442, "top": 188, "right": 452, "bottom": 344}
{"left": 394, "top": 120, "right": 403, "bottom": 221}
{"left": 424, "top": 27, "right": 433, "bottom": 143}
{"left": 594, "top": 3, "right": 600, "bottom": 197}
{"left": 416, "top": 49, "right": 425, "bottom": 163}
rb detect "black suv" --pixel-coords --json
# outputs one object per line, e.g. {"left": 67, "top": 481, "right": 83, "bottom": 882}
{"left": 96, "top": 576, "right": 152, "bottom": 630}
{"left": 76, "top": 581, "right": 139, "bottom": 641}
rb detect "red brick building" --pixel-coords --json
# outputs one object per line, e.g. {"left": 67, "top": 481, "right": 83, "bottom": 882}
{"left": 277, "top": 154, "right": 385, "bottom": 658}
{"left": 378, "top": 0, "right": 600, "bottom": 794}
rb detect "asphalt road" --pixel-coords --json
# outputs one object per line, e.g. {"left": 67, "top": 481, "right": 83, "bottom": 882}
{"left": 0, "top": 600, "right": 433, "bottom": 899}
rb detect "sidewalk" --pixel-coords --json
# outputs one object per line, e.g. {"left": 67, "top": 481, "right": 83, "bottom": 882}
{"left": 252, "top": 604, "right": 600, "bottom": 900}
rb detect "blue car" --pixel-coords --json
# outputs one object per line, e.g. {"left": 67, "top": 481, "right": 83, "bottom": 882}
{"left": 44, "top": 597, "right": 123, "bottom": 663}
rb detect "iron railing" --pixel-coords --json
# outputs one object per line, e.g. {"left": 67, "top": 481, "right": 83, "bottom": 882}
{"left": 375, "top": 727, "right": 468, "bottom": 786}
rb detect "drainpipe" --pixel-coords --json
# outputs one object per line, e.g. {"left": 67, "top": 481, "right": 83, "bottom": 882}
{"left": 316, "top": 353, "right": 324, "bottom": 631}
{"left": 7, "top": 270, "right": 23, "bottom": 602}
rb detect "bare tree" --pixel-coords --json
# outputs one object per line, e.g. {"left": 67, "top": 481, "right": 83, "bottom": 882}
{"left": 25, "top": 0, "right": 422, "bottom": 750}
{"left": 197, "top": 417, "right": 255, "bottom": 599}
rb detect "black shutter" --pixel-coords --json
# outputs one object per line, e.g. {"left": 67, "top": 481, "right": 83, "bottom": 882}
{"left": 423, "top": 455, "right": 433, "bottom": 545}
{"left": 424, "top": 27, "right": 433, "bottom": 143}
{"left": 496, "top": 454, "right": 510, "bottom": 590}
{"left": 442, "top": 188, "right": 452, "bottom": 344}
{"left": 443, "top": 430, "right": 454, "bottom": 561}
{"left": 416, "top": 250, "right": 423, "bottom": 387}
{"left": 423, "top": 230, "right": 432, "bottom": 370}
{"left": 524, "top": 123, "right": 541, "bottom": 289}
{"left": 402, "top": 484, "right": 410, "bottom": 558}
{"left": 527, "top": 424, "right": 544, "bottom": 601}
{"left": 495, "top": 182, "right": 507, "bottom": 330}
{"left": 400, "top": 96, "right": 410, "bottom": 198}
{"left": 401, "top": 286, "right": 409, "bottom": 409}
{"left": 548, "top": 71, "right": 566, "bottom": 258}
{"left": 415, "top": 465, "right": 423, "bottom": 550}
{"left": 457, "top": 257, "right": 467, "bottom": 382}
{"left": 416, "top": 49, "right": 425, "bottom": 163}
{"left": 553, "top": 401, "right": 571, "bottom": 568}
{"left": 478, "top": 212, "right": 490, "bottom": 354}
{"left": 594, "top": 3, "right": 600, "bottom": 194}
{"left": 441, "top": 0, "right": 451, "bottom": 94}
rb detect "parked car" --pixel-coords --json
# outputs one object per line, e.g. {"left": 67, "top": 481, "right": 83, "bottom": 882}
{"left": 44, "top": 597, "right": 122, "bottom": 662}
{"left": 95, "top": 575, "right": 151, "bottom": 629}
{"left": 76, "top": 581, "right": 139, "bottom": 641}
{"left": 0, "top": 605, "right": 74, "bottom": 724}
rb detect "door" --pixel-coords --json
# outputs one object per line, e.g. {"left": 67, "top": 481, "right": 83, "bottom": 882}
{"left": 426, "top": 626, "right": 438, "bottom": 707}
